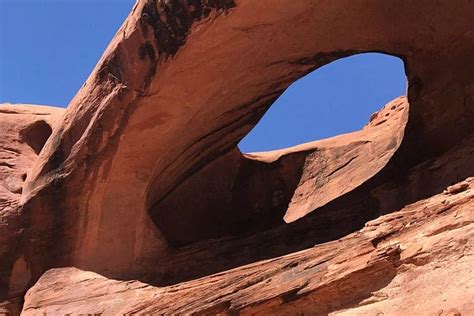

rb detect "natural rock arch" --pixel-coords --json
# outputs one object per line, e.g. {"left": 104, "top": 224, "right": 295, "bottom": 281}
{"left": 149, "top": 52, "right": 408, "bottom": 247}
{"left": 4, "top": 0, "right": 473, "bottom": 300}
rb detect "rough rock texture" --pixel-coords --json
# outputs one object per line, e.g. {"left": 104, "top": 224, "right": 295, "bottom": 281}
{"left": 1, "top": 0, "right": 474, "bottom": 314}
{"left": 21, "top": 178, "right": 474, "bottom": 315}
{"left": 151, "top": 97, "right": 407, "bottom": 246}
{"left": 0, "top": 104, "right": 64, "bottom": 314}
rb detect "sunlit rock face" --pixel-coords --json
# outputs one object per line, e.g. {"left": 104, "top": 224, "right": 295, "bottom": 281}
{"left": 0, "top": 104, "right": 64, "bottom": 314}
{"left": 1, "top": 0, "right": 474, "bottom": 314}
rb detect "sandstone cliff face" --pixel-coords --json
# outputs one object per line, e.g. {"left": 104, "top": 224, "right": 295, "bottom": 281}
{"left": 1, "top": 0, "right": 473, "bottom": 315}
{"left": 0, "top": 104, "right": 64, "bottom": 314}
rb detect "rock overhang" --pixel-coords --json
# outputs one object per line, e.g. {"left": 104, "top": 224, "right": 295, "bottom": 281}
{"left": 0, "top": 1, "right": 473, "bottom": 313}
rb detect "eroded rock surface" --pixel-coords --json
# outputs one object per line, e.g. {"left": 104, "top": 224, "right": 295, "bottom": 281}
{"left": 21, "top": 178, "right": 474, "bottom": 315}
{"left": 151, "top": 97, "right": 407, "bottom": 245}
{"left": 1, "top": 0, "right": 474, "bottom": 314}
{"left": 0, "top": 104, "right": 63, "bottom": 201}
{"left": 13, "top": 0, "right": 473, "bottom": 286}
{"left": 0, "top": 104, "right": 64, "bottom": 314}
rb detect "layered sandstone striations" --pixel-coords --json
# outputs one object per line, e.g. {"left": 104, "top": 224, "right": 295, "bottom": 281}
{"left": 1, "top": 0, "right": 474, "bottom": 314}
{"left": 21, "top": 177, "right": 474, "bottom": 315}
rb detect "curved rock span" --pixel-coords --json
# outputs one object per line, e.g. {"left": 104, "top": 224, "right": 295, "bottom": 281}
{"left": 1, "top": 0, "right": 474, "bottom": 314}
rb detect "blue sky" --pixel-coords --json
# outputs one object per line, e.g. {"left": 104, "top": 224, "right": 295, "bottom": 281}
{"left": 0, "top": 0, "right": 406, "bottom": 152}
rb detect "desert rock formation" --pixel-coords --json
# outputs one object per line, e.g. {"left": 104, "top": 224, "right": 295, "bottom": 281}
{"left": 0, "top": 104, "right": 64, "bottom": 314}
{"left": 151, "top": 97, "right": 407, "bottom": 246}
{"left": 21, "top": 177, "right": 474, "bottom": 315}
{"left": 1, "top": 0, "right": 473, "bottom": 314}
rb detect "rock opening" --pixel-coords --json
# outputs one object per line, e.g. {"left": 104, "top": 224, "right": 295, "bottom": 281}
{"left": 21, "top": 120, "right": 53, "bottom": 155}
{"left": 239, "top": 53, "right": 406, "bottom": 152}
{"left": 149, "top": 53, "right": 408, "bottom": 249}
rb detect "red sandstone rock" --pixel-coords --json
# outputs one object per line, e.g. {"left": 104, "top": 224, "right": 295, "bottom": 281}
{"left": 0, "top": 104, "right": 64, "bottom": 314}
{"left": 151, "top": 97, "right": 407, "bottom": 245}
{"left": 15, "top": 0, "right": 474, "bottom": 284}
{"left": 20, "top": 178, "right": 474, "bottom": 315}
{"left": 1, "top": 0, "right": 474, "bottom": 314}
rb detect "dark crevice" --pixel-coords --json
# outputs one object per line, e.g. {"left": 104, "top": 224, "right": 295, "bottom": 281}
{"left": 20, "top": 120, "right": 53, "bottom": 155}
{"left": 150, "top": 170, "right": 382, "bottom": 286}
{"left": 150, "top": 150, "right": 308, "bottom": 247}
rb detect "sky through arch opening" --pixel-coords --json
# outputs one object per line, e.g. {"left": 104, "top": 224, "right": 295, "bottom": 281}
{"left": 238, "top": 53, "right": 406, "bottom": 153}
